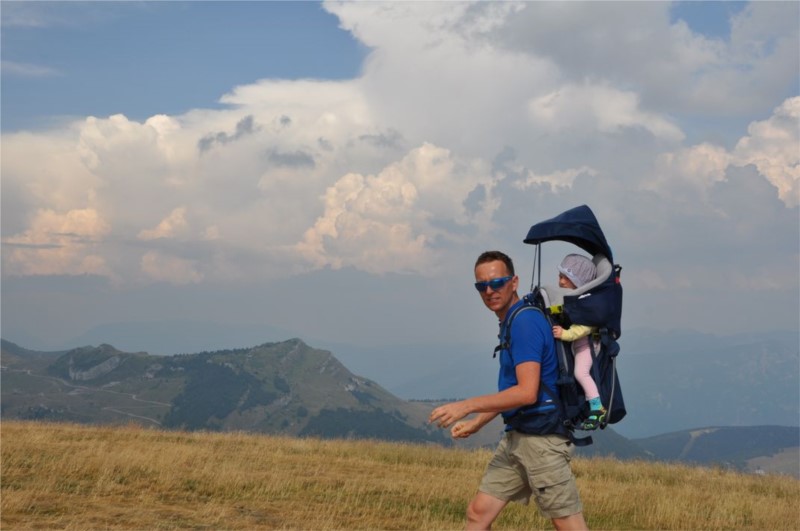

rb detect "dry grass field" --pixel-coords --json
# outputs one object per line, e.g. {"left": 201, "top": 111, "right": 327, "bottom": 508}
{"left": 2, "top": 420, "right": 798, "bottom": 530}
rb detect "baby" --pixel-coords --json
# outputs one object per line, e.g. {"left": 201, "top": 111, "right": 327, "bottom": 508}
{"left": 552, "top": 253, "right": 606, "bottom": 430}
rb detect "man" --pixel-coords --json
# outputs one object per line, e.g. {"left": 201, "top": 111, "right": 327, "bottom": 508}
{"left": 429, "top": 251, "right": 588, "bottom": 531}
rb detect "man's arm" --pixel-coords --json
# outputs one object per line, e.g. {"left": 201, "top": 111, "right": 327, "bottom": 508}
{"left": 429, "top": 361, "right": 540, "bottom": 429}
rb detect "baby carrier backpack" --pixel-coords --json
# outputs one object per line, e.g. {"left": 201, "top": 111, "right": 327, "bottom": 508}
{"left": 501, "top": 205, "right": 626, "bottom": 446}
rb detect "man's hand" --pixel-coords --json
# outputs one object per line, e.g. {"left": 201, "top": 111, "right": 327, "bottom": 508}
{"left": 429, "top": 400, "right": 472, "bottom": 429}
{"left": 451, "top": 419, "right": 479, "bottom": 439}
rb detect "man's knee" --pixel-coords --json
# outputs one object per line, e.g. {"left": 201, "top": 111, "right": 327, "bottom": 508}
{"left": 466, "top": 498, "right": 483, "bottom": 523}
{"left": 552, "top": 512, "right": 588, "bottom": 531}
{"left": 466, "top": 492, "right": 505, "bottom": 529}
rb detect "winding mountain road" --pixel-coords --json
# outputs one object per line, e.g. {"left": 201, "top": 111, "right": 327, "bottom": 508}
{"left": 3, "top": 367, "right": 170, "bottom": 426}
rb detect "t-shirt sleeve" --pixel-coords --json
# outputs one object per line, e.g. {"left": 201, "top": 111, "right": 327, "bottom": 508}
{"left": 508, "top": 309, "right": 547, "bottom": 366}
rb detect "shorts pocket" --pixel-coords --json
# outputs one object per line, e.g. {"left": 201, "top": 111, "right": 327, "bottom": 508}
{"left": 528, "top": 462, "right": 580, "bottom": 518}
{"left": 530, "top": 461, "right": 572, "bottom": 490}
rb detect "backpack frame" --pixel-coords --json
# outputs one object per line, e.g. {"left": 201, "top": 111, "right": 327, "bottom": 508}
{"left": 502, "top": 205, "right": 626, "bottom": 446}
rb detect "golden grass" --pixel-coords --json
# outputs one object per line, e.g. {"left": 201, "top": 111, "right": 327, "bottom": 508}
{"left": 2, "top": 420, "right": 798, "bottom": 530}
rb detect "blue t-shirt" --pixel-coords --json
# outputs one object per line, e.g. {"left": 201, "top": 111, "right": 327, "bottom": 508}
{"left": 497, "top": 299, "right": 559, "bottom": 419}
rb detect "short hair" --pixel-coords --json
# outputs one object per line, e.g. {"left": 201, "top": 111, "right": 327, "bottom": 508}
{"left": 474, "top": 250, "right": 515, "bottom": 276}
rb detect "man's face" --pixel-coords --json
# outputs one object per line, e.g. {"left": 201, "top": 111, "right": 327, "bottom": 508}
{"left": 474, "top": 260, "right": 519, "bottom": 318}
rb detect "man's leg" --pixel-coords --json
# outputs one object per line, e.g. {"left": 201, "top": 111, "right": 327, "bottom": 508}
{"left": 552, "top": 511, "right": 588, "bottom": 531}
{"left": 466, "top": 491, "right": 507, "bottom": 530}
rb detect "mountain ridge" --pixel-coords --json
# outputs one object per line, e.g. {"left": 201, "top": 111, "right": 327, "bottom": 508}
{"left": 2, "top": 338, "right": 797, "bottom": 477}
{"left": 7, "top": 322, "right": 797, "bottom": 439}
{"left": 1, "top": 338, "right": 449, "bottom": 446}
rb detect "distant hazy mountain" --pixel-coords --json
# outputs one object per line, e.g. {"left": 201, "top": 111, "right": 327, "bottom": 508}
{"left": 634, "top": 425, "right": 799, "bottom": 478}
{"left": 618, "top": 328, "right": 799, "bottom": 438}
{"left": 1, "top": 338, "right": 449, "bottom": 445}
{"left": 324, "top": 328, "right": 800, "bottom": 441}
{"left": 3, "top": 338, "right": 797, "bottom": 477}
{"left": 8, "top": 321, "right": 799, "bottom": 440}
{"left": 63, "top": 320, "right": 295, "bottom": 356}
{"left": 35, "top": 321, "right": 798, "bottom": 440}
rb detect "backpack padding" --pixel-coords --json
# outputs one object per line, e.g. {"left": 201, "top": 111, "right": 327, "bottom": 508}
{"left": 563, "top": 263, "right": 622, "bottom": 338}
{"left": 539, "top": 254, "right": 613, "bottom": 307}
{"left": 569, "top": 254, "right": 613, "bottom": 296}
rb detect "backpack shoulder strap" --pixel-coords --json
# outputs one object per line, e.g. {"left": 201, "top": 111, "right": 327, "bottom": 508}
{"left": 496, "top": 297, "right": 594, "bottom": 447}
{"left": 493, "top": 302, "right": 542, "bottom": 358}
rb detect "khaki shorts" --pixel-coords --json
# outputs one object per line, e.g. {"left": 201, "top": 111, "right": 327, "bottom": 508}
{"left": 478, "top": 431, "right": 582, "bottom": 519}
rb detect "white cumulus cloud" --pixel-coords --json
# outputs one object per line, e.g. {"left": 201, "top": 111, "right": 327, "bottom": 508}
{"left": 1, "top": 0, "right": 796, "bottom": 309}
{"left": 296, "top": 143, "right": 493, "bottom": 274}
{"left": 648, "top": 96, "right": 800, "bottom": 207}
{"left": 3, "top": 208, "right": 112, "bottom": 276}
{"left": 732, "top": 97, "right": 800, "bottom": 206}
{"left": 138, "top": 207, "right": 189, "bottom": 241}
{"left": 528, "top": 83, "right": 685, "bottom": 143}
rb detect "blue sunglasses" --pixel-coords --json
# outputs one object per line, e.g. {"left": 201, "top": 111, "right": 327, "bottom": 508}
{"left": 474, "top": 276, "right": 513, "bottom": 292}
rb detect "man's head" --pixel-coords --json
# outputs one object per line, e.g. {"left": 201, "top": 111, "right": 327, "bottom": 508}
{"left": 474, "top": 251, "right": 519, "bottom": 319}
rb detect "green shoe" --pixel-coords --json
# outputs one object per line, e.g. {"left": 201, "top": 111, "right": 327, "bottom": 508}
{"left": 581, "top": 407, "right": 607, "bottom": 430}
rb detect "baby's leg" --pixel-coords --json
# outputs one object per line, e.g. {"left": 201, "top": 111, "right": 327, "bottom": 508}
{"left": 573, "top": 337, "right": 600, "bottom": 400}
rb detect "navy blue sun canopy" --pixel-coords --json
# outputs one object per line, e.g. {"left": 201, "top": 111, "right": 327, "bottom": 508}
{"left": 523, "top": 204, "right": 614, "bottom": 263}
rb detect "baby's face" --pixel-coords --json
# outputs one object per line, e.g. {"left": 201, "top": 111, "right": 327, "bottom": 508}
{"left": 558, "top": 273, "right": 576, "bottom": 289}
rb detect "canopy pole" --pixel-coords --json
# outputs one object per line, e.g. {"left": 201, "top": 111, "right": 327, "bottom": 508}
{"left": 537, "top": 244, "right": 542, "bottom": 288}
{"left": 530, "top": 244, "right": 542, "bottom": 292}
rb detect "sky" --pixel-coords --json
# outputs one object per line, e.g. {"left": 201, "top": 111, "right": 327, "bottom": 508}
{"left": 1, "top": 1, "right": 798, "bottom": 356}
